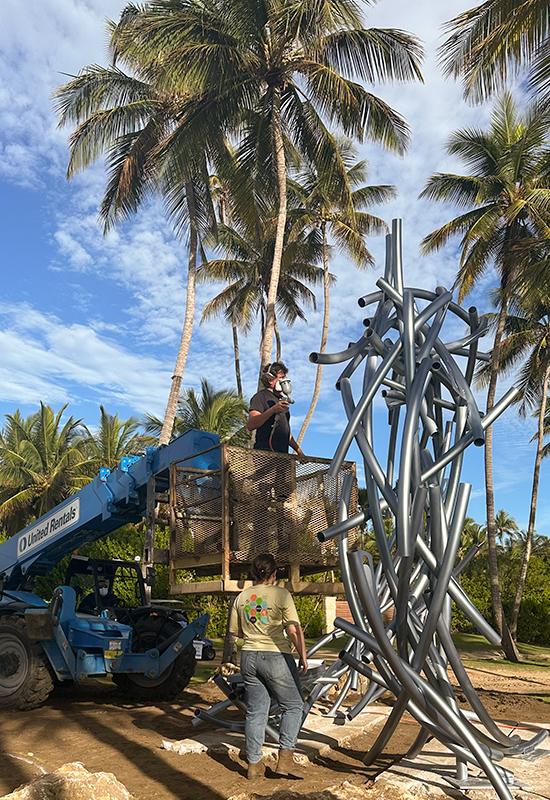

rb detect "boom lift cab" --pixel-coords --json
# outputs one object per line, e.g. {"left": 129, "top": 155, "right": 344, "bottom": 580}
{"left": 0, "top": 431, "right": 216, "bottom": 710}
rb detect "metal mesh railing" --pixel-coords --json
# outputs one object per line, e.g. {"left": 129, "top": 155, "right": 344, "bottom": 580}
{"left": 172, "top": 466, "right": 223, "bottom": 558}
{"left": 227, "top": 447, "right": 357, "bottom": 566}
{"left": 171, "top": 445, "right": 357, "bottom": 568}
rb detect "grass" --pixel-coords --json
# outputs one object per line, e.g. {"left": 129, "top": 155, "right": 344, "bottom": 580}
{"left": 453, "top": 631, "right": 550, "bottom": 671}
{"left": 189, "top": 631, "right": 550, "bottom": 687}
{"left": 190, "top": 638, "right": 225, "bottom": 685}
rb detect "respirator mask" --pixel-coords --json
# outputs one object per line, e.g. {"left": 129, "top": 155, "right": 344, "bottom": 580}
{"left": 99, "top": 586, "right": 108, "bottom": 597}
{"left": 277, "top": 378, "right": 294, "bottom": 403}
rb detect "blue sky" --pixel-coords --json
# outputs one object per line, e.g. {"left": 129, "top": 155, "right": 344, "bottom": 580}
{"left": 0, "top": 0, "right": 546, "bottom": 534}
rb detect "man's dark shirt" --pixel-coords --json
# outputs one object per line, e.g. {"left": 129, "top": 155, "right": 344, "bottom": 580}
{"left": 79, "top": 591, "right": 121, "bottom": 613}
{"left": 249, "top": 388, "right": 290, "bottom": 453}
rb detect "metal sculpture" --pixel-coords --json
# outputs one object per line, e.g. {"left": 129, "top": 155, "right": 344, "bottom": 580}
{"left": 304, "top": 219, "right": 547, "bottom": 798}
{"left": 194, "top": 219, "right": 547, "bottom": 798}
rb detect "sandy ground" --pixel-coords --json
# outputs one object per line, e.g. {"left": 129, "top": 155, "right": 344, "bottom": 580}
{"left": 1, "top": 653, "right": 550, "bottom": 800}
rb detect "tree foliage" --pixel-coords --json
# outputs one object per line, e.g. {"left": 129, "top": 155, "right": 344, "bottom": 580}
{"left": 143, "top": 378, "right": 250, "bottom": 444}
{"left": 440, "top": 0, "right": 550, "bottom": 103}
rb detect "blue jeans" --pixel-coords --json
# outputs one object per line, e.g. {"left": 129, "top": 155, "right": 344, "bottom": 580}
{"left": 240, "top": 650, "right": 304, "bottom": 764}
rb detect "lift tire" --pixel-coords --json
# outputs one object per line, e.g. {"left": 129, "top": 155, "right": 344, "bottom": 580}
{"left": 202, "top": 645, "right": 216, "bottom": 661}
{"left": 0, "top": 615, "right": 55, "bottom": 711}
{"left": 112, "top": 615, "right": 196, "bottom": 701}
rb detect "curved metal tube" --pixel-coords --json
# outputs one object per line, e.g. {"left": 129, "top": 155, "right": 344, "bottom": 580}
{"left": 420, "top": 386, "right": 520, "bottom": 483}
{"left": 336, "top": 615, "right": 513, "bottom": 800}
{"left": 327, "top": 340, "right": 403, "bottom": 478}
{"left": 310, "top": 332, "right": 369, "bottom": 364}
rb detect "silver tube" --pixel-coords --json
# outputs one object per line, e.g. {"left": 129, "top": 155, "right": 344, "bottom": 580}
{"left": 192, "top": 697, "right": 234, "bottom": 726}
{"left": 436, "top": 623, "right": 521, "bottom": 748}
{"left": 453, "top": 542, "right": 485, "bottom": 576}
{"left": 364, "top": 328, "right": 389, "bottom": 358}
{"left": 357, "top": 290, "right": 384, "bottom": 308}
{"left": 420, "top": 386, "right": 521, "bottom": 483}
{"left": 417, "top": 301, "right": 449, "bottom": 363}
{"left": 327, "top": 340, "right": 404, "bottom": 478}
{"left": 376, "top": 280, "right": 454, "bottom": 334}
{"left": 305, "top": 627, "right": 346, "bottom": 658}
{"left": 403, "top": 289, "right": 416, "bottom": 391}
{"left": 465, "top": 306, "right": 482, "bottom": 384}
{"left": 442, "top": 406, "right": 468, "bottom": 517}
{"left": 310, "top": 332, "right": 369, "bottom": 364}
{"left": 325, "top": 671, "right": 353, "bottom": 716}
{"left": 386, "top": 404, "right": 400, "bottom": 486}
{"left": 336, "top": 615, "right": 514, "bottom": 800}
{"left": 396, "top": 357, "right": 435, "bottom": 556}
{"left": 444, "top": 319, "right": 488, "bottom": 353}
{"left": 193, "top": 709, "right": 246, "bottom": 732}
{"left": 335, "top": 350, "right": 366, "bottom": 391}
{"left": 414, "top": 536, "right": 501, "bottom": 645}
{"left": 433, "top": 340, "right": 485, "bottom": 446}
{"left": 454, "top": 347, "right": 491, "bottom": 362}
{"left": 337, "top": 472, "right": 367, "bottom": 630}
{"left": 391, "top": 219, "right": 404, "bottom": 296}
{"left": 411, "top": 484, "right": 468, "bottom": 671}
{"left": 317, "top": 509, "right": 366, "bottom": 543}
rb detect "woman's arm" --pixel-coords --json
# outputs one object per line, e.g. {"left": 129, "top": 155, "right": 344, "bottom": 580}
{"left": 286, "top": 623, "right": 308, "bottom": 674}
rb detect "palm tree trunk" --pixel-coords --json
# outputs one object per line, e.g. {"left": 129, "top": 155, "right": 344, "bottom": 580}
{"left": 509, "top": 361, "right": 550, "bottom": 639}
{"left": 298, "top": 222, "right": 329, "bottom": 446}
{"left": 232, "top": 319, "right": 243, "bottom": 397}
{"left": 220, "top": 194, "right": 243, "bottom": 399}
{"left": 274, "top": 318, "right": 281, "bottom": 361}
{"left": 259, "top": 87, "right": 287, "bottom": 379}
{"left": 485, "top": 295, "right": 520, "bottom": 661}
{"left": 159, "top": 177, "right": 198, "bottom": 446}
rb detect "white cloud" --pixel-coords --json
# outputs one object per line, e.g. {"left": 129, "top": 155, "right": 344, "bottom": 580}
{"left": 0, "top": 302, "right": 171, "bottom": 414}
{"left": 1, "top": 0, "right": 547, "bottom": 531}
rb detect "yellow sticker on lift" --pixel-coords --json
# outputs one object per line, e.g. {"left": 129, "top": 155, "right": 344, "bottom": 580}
{"left": 105, "top": 650, "right": 123, "bottom": 658}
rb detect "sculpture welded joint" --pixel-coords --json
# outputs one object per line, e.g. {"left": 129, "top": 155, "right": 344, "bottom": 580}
{"left": 308, "top": 219, "right": 548, "bottom": 798}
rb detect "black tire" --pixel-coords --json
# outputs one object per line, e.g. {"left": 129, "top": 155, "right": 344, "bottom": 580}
{"left": 112, "top": 615, "right": 196, "bottom": 701}
{"left": 0, "top": 615, "right": 54, "bottom": 711}
{"left": 202, "top": 645, "right": 216, "bottom": 661}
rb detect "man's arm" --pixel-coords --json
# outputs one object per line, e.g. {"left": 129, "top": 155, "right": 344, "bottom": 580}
{"left": 286, "top": 623, "right": 308, "bottom": 674}
{"left": 288, "top": 434, "right": 304, "bottom": 457}
{"left": 247, "top": 400, "right": 289, "bottom": 431}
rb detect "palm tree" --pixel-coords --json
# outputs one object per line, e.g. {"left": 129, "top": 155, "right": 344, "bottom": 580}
{"left": 440, "top": 0, "right": 550, "bottom": 103}
{"left": 493, "top": 508, "right": 520, "bottom": 549}
{"left": 290, "top": 137, "right": 396, "bottom": 445}
{"left": 420, "top": 93, "right": 550, "bottom": 660}
{"left": 53, "top": 39, "right": 215, "bottom": 448}
{"left": 110, "top": 0, "right": 424, "bottom": 377}
{"left": 479, "top": 293, "right": 550, "bottom": 638}
{"left": 210, "top": 172, "right": 243, "bottom": 397}
{"left": 82, "top": 405, "right": 149, "bottom": 471}
{"left": 199, "top": 202, "right": 325, "bottom": 358}
{"left": 504, "top": 528, "right": 549, "bottom": 558}
{"left": 459, "top": 516, "right": 486, "bottom": 558}
{"left": 0, "top": 404, "right": 91, "bottom": 536}
{"left": 144, "top": 378, "right": 249, "bottom": 445}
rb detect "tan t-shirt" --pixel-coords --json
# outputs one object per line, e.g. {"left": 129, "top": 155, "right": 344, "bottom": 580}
{"left": 229, "top": 584, "right": 300, "bottom": 653}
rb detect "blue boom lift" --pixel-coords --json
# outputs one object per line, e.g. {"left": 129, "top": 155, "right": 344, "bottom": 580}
{"left": 0, "top": 430, "right": 220, "bottom": 710}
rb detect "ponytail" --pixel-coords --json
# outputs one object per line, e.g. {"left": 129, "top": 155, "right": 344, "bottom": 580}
{"left": 251, "top": 553, "right": 277, "bottom": 583}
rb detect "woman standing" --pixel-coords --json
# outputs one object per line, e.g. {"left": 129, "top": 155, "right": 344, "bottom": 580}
{"left": 229, "top": 553, "right": 308, "bottom": 779}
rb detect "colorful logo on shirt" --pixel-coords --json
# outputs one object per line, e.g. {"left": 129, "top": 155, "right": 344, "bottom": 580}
{"left": 244, "top": 594, "right": 269, "bottom": 625}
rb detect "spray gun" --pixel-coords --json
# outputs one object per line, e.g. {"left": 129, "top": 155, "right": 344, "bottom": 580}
{"left": 269, "top": 377, "right": 294, "bottom": 453}
{"left": 277, "top": 378, "right": 294, "bottom": 404}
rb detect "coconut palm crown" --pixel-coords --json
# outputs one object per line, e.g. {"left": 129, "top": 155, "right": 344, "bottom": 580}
{"left": 440, "top": 0, "right": 550, "bottom": 103}
{"left": 0, "top": 404, "right": 91, "bottom": 537}
{"left": 107, "top": 0, "right": 423, "bottom": 372}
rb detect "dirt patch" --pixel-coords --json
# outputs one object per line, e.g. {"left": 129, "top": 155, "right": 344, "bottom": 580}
{"left": 1, "top": 660, "right": 550, "bottom": 800}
